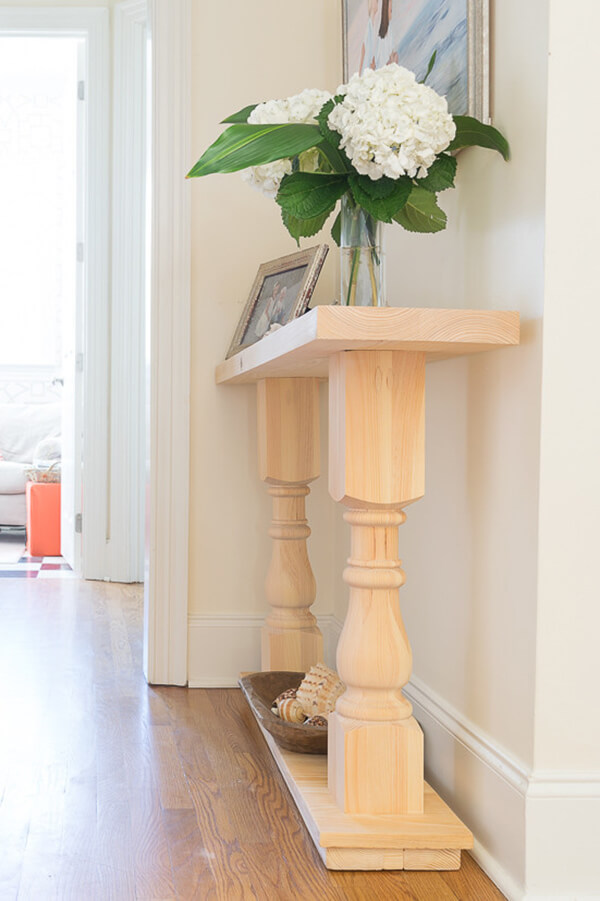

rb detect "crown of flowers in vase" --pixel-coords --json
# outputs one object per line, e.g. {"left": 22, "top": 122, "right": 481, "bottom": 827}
{"left": 187, "top": 62, "right": 509, "bottom": 243}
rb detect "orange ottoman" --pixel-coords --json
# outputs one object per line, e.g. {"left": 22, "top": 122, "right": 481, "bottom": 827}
{"left": 26, "top": 482, "right": 61, "bottom": 557}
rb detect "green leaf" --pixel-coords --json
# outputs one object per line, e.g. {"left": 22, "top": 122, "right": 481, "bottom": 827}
{"left": 448, "top": 116, "right": 510, "bottom": 160}
{"left": 281, "top": 207, "right": 333, "bottom": 245}
{"left": 187, "top": 123, "right": 321, "bottom": 177}
{"left": 393, "top": 186, "right": 447, "bottom": 233}
{"left": 316, "top": 140, "right": 351, "bottom": 174}
{"left": 348, "top": 174, "right": 412, "bottom": 223}
{"left": 330, "top": 210, "right": 342, "bottom": 246}
{"left": 352, "top": 176, "right": 401, "bottom": 199}
{"left": 221, "top": 104, "right": 258, "bottom": 124}
{"left": 276, "top": 172, "right": 349, "bottom": 220}
{"left": 418, "top": 154, "right": 457, "bottom": 192}
{"left": 419, "top": 50, "right": 437, "bottom": 85}
{"left": 317, "top": 96, "right": 345, "bottom": 150}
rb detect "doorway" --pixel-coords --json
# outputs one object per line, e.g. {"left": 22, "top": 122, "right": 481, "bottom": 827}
{"left": 0, "top": 33, "right": 83, "bottom": 574}
{"left": 0, "top": 7, "right": 147, "bottom": 584}
{"left": 0, "top": 1, "right": 191, "bottom": 686}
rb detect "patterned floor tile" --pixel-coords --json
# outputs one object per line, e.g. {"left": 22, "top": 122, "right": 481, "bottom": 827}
{"left": 36, "top": 570, "right": 79, "bottom": 580}
{"left": 0, "top": 570, "right": 39, "bottom": 579}
{"left": 0, "top": 554, "right": 73, "bottom": 578}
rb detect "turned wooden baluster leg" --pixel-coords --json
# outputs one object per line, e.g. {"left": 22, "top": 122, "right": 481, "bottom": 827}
{"left": 328, "top": 350, "right": 426, "bottom": 815}
{"left": 257, "top": 377, "right": 323, "bottom": 672}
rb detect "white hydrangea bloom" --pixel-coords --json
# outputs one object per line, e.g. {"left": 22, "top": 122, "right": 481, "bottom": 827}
{"left": 241, "top": 88, "right": 332, "bottom": 198}
{"left": 328, "top": 64, "right": 456, "bottom": 180}
{"left": 241, "top": 158, "right": 293, "bottom": 198}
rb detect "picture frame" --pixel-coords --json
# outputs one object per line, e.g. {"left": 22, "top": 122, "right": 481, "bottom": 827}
{"left": 342, "top": 0, "right": 489, "bottom": 122}
{"left": 226, "top": 245, "right": 329, "bottom": 359}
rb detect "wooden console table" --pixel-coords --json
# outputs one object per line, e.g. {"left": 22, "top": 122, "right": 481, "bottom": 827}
{"left": 216, "top": 306, "right": 519, "bottom": 870}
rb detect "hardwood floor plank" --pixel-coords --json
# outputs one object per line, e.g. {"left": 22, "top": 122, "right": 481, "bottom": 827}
{"left": 0, "top": 772, "right": 37, "bottom": 901}
{"left": 151, "top": 724, "right": 194, "bottom": 811}
{"left": 441, "top": 851, "right": 507, "bottom": 900}
{"left": 162, "top": 808, "right": 215, "bottom": 900}
{"left": 167, "top": 710, "right": 255, "bottom": 900}
{"left": 119, "top": 713, "right": 177, "bottom": 898}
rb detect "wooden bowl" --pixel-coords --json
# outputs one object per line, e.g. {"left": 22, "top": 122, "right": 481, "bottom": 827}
{"left": 239, "top": 671, "right": 328, "bottom": 755}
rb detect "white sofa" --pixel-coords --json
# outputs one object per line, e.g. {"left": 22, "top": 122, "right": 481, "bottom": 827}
{"left": 0, "top": 403, "right": 61, "bottom": 527}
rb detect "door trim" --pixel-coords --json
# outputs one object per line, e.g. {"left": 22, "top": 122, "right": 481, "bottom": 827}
{"left": 109, "top": 0, "right": 148, "bottom": 582}
{"left": 144, "top": 0, "right": 191, "bottom": 685}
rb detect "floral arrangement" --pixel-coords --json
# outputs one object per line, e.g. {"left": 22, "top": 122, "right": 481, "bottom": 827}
{"left": 188, "top": 63, "right": 508, "bottom": 305}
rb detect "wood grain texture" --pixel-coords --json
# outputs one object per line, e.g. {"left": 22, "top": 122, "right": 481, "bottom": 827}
{"left": 0, "top": 577, "right": 505, "bottom": 899}
{"left": 329, "top": 351, "right": 425, "bottom": 507}
{"left": 261, "top": 484, "right": 323, "bottom": 673}
{"left": 257, "top": 377, "right": 320, "bottom": 484}
{"left": 327, "top": 350, "right": 429, "bottom": 818}
{"left": 258, "top": 377, "right": 323, "bottom": 672}
{"left": 216, "top": 306, "right": 520, "bottom": 384}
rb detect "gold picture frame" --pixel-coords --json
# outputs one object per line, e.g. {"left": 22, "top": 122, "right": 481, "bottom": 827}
{"left": 226, "top": 245, "right": 329, "bottom": 359}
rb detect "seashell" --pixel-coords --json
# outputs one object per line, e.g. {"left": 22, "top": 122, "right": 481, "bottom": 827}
{"left": 296, "top": 663, "right": 345, "bottom": 720}
{"left": 304, "top": 715, "right": 327, "bottom": 728}
{"left": 274, "top": 688, "right": 297, "bottom": 705}
{"left": 271, "top": 703, "right": 280, "bottom": 717}
{"left": 277, "top": 697, "right": 306, "bottom": 724}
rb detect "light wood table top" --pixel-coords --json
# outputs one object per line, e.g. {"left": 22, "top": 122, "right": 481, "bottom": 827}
{"left": 216, "top": 306, "right": 520, "bottom": 385}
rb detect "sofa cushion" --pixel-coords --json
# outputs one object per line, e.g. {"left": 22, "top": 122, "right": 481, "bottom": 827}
{"left": 0, "top": 491, "right": 27, "bottom": 527}
{"left": 0, "top": 461, "right": 29, "bottom": 494}
{"left": 0, "top": 403, "right": 61, "bottom": 463}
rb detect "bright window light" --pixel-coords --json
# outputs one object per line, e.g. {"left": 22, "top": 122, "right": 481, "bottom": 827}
{"left": 0, "top": 37, "right": 79, "bottom": 368}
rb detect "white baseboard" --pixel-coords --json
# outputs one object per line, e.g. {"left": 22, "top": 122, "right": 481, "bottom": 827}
{"left": 187, "top": 613, "right": 263, "bottom": 687}
{"left": 524, "top": 788, "right": 600, "bottom": 900}
{"left": 187, "top": 612, "right": 600, "bottom": 899}
{"left": 187, "top": 611, "right": 339, "bottom": 688}
{"left": 400, "top": 670, "right": 529, "bottom": 900}
{"left": 406, "top": 673, "right": 600, "bottom": 900}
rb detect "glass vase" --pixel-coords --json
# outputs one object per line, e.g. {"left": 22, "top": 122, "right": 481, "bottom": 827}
{"left": 340, "top": 194, "right": 385, "bottom": 307}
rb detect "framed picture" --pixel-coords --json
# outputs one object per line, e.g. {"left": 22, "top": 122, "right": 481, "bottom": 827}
{"left": 342, "top": 0, "right": 489, "bottom": 121}
{"left": 226, "top": 245, "right": 329, "bottom": 359}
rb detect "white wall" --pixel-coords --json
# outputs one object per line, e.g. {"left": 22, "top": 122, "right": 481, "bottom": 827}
{"left": 187, "top": 0, "right": 341, "bottom": 682}
{"left": 526, "top": 1, "right": 600, "bottom": 896}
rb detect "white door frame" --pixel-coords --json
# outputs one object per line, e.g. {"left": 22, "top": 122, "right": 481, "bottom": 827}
{"left": 109, "top": 0, "right": 148, "bottom": 583}
{"left": 144, "top": 0, "right": 191, "bottom": 685}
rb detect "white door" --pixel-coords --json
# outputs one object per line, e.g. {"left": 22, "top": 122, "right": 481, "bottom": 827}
{"left": 60, "top": 41, "right": 86, "bottom": 574}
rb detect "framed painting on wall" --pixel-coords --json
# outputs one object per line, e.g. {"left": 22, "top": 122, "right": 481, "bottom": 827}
{"left": 342, "top": 0, "right": 489, "bottom": 121}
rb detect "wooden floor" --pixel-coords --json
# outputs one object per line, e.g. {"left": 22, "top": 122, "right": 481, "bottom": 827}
{"left": 0, "top": 578, "right": 506, "bottom": 901}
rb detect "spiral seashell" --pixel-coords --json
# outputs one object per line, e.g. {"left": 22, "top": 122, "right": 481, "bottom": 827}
{"left": 277, "top": 697, "right": 306, "bottom": 724}
{"left": 271, "top": 703, "right": 280, "bottom": 717}
{"left": 296, "top": 663, "right": 345, "bottom": 720}
{"left": 304, "top": 715, "right": 327, "bottom": 728}
{"left": 274, "top": 688, "right": 297, "bottom": 705}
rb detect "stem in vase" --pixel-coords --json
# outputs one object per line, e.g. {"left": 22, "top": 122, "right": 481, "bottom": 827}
{"left": 367, "top": 248, "right": 378, "bottom": 306}
{"left": 347, "top": 248, "right": 360, "bottom": 306}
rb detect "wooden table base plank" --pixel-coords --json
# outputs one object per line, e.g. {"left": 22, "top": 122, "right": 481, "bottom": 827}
{"left": 251, "top": 714, "right": 472, "bottom": 869}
